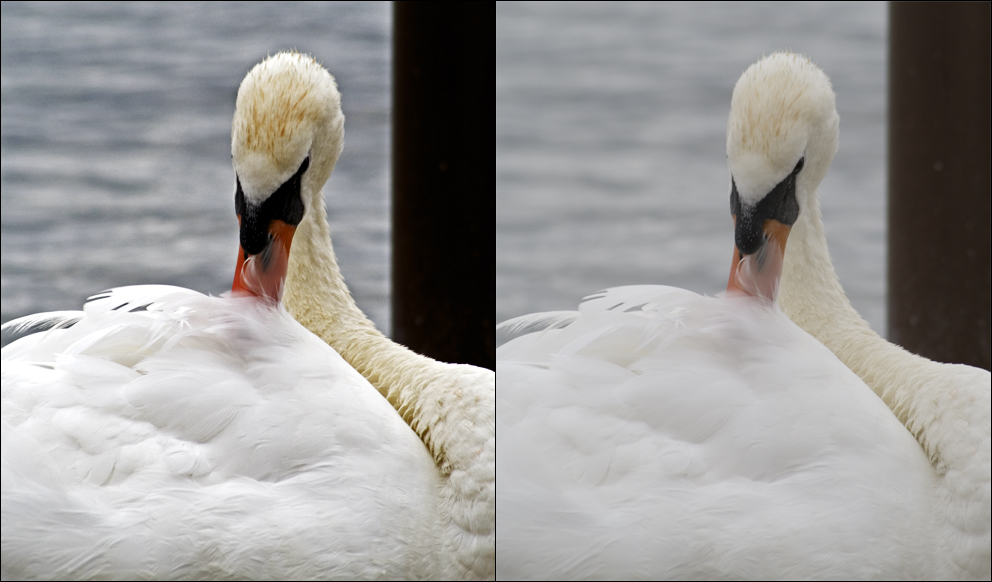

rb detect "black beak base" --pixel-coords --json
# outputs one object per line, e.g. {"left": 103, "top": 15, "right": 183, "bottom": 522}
{"left": 235, "top": 156, "right": 310, "bottom": 257}
{"left": 730, "top": 157, "right": 803, "bottom": 256}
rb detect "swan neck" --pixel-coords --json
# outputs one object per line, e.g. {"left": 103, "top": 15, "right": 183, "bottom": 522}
{"left": 780, "top": 191, "right": 991, "bottom": 481}
{"left": 780, "top": 193, "right": 898, "bottom": 396}
{"left": 283, "top": 186, "right": 496, "bottom": 577}
{"left": 282, "top": 190, "right": 442, "bottom": 463}
{"left": 283, "top": 184, "right": 491, "bottom": 471}
{"left": 284, "top": 187, "right": 377, "bottom": 337}
{"left": 780, "top": 196, "right": 869, "bottom": 333}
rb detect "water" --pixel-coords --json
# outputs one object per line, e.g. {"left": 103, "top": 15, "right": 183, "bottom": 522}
{"left": 497, "top": 2, "right": 889, "bottom": 335}
{"left": 1, "top": 2, "right": 392, "bottom": 341}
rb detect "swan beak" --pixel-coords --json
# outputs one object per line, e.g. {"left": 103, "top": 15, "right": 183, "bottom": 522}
{"left": 232, "top": 218, "right": 297, "bottom": 301}
{"left": 727, "top": 218, "right": 790, "bottom": 301}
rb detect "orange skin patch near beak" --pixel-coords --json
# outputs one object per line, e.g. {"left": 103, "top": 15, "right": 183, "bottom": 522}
{"left": 232, "top": 218, "right": 297, "bottom": 302}
{"left": 727, "top": 218, "right": 791, "bottom": 301}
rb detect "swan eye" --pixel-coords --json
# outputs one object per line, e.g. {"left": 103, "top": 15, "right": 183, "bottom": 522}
{"left": 794, "top": 157, "right": 805, "bottom": 174}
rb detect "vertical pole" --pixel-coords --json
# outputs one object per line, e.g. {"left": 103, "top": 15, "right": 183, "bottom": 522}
{"left": 392, "top": 3, "right": 495, "bottom": 370}
{"left": 888, "top": 2, "right": 991, "bottom": 371}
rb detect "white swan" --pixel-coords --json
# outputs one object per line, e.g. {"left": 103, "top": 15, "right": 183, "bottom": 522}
{"left": 2, "top": 52, "right": 493, "bottom": 580}
{"left": 768, "top": 62, "right": 992, "bottom": 577}
{"left": 495, "top": 52, "right": 988, "bottom": 579}
{"left": 246, "top": 53, "right": 495, "bottom": 577}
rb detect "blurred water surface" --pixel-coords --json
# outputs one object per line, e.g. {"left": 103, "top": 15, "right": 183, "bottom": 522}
{"left": 1, "top": 1, "right": 391, "bottom": 340}
{"left": 497, "top": 2, "right": 889, "bottom": 335}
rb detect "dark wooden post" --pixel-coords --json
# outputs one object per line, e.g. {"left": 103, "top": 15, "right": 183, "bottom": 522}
{"left": 888, "top": 2, "right": 991, "bottom": 370}
{"left": 392, "top": 2, "right": 495, "bottom": 370}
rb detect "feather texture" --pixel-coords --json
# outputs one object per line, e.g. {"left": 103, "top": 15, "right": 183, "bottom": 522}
{"left": 2, "top": 287, "right": 448, "bottom": 579}
{"left": 497, "top": 286, "right": 947, "bottom": 579}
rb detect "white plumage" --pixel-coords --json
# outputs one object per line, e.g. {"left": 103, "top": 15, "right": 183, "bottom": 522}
{"left": 3, "top": 287, "right": 444, "bottom": 579}
{"left": 2, "top": 51, "right": 494, "bottom": 580}
{"left": 498, "top": 286, "right": 944, "bottom": 579}
{"left": 241, "top": 53, "right": 495, "bottom": 578}
{"left": 496, "top": 52, "right": 989, "bottom": 579}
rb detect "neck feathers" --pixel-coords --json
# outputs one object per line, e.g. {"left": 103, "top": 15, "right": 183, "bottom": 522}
{"left": 282, "top": 191, "right": 495, "bottom": 576}
{"left": 780, "top": 193, "right": 951, "bottom": 458}
{"left": 779, "top": 191, "right": 991, "bottom": 575}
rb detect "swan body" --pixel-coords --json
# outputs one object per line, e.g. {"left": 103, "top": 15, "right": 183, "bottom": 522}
{"left": 496, "top": 52, "right": 988, "bottom": 579}
{"left": 2, "top": 51, "right": 494, "bottom": 580}
{"left": 247, "top": 55, "right": 496, "bottom": 577}
{"left": 498, "top": 287, "right": 943, "bottom": 579}
{"left": 771, "top": 69, "right": 992, "bottom": 578}
{"left": 3, "top": 287, "right": 444, "bottom": 579}
{"left": 731, "top": 51, "right": 988, "bottom": 578}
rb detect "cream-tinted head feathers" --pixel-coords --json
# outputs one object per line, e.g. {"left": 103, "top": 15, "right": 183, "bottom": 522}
{"left": 232, "top": 51, "right": 344, "bottom": 205}
{"left": 727, "top": 52, "right": 839, "bottom": 208}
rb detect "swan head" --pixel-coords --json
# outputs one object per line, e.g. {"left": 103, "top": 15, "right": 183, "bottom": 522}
{"left": 725, "top": 52, "right": 839, "bottom": 301}
{"left": 230, "top": 51, "right": 345, "bottom": 300}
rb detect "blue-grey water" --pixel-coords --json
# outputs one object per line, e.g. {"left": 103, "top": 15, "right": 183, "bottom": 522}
{"left": 1, "top": 2, "right": 391, "bottom": 340}
{"left": 497, "top": 2, "right": 889, "bottom": 335}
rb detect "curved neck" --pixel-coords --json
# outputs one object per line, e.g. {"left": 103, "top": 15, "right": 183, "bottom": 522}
{"left": 779, "top": 197, "right": 878, "bottom": 352}
{"left": 780, "top": 196, "right": 929, "bottom": 440}
{"left": 286, "top": 192, "right": 493, "bottom": 452}
{"left": 779, "top": 192, "right": 990, "bottom": 480}
{"left": 780, "top": 195, "right": 992, "bottom": 576}
{"left": 283, "top": 191, "right": 381, "bottom": 343}
{"left": 283, "top": 189, "right": 495, "bottom": 577}
{"left": 283, "top": 189, "right": 433, "bottom": 428}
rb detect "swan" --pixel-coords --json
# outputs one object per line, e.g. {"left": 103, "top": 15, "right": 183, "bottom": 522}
{"left": 243, "top": 52, "right": 495, "bottom": 576}
{"left": 768, "top": 60, "right": 992, "bottom": 576}
{"left": 495, "top": 52, "right": 988, "bottom": 579}
{"left": 2, "top": 51, "right": 492, "bottom": 580}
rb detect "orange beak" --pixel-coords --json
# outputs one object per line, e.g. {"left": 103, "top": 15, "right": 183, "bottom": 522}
{"left": 727, "top": 217, "right": 791, "bottom": 301}
{"left": 232, "top": 218, "right": 297, "bottom": 302}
